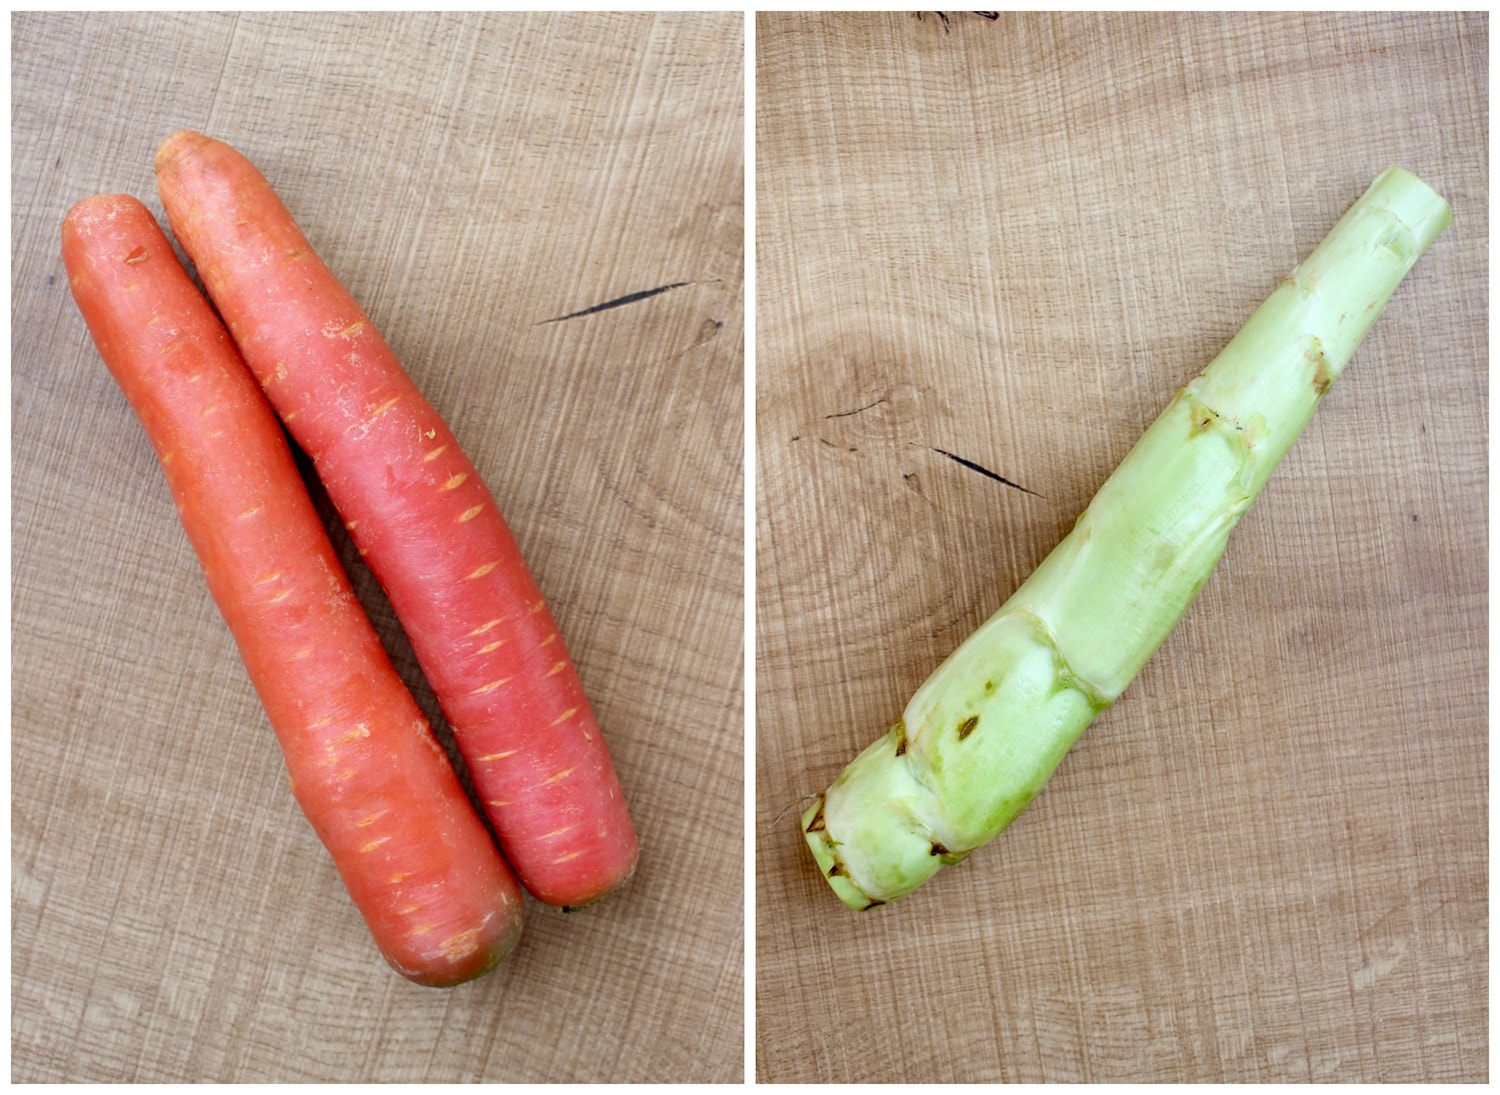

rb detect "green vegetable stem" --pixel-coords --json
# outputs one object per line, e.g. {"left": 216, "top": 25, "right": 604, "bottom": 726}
{"left": 803, "top": 167, "right": 1452, "bottom": 910}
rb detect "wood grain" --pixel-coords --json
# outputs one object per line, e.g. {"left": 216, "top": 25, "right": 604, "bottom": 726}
{"left": 14, "top": 11, "right": 742, "bottom": 1082}
{"left": 756, "top": 11, "right": 1485, "bottom": 1082}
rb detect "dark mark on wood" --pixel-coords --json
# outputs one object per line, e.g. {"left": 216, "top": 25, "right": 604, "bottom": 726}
{"left": 539, "top": 280, "right": 696, "bottom": 324}
{"left": 918, "top": 12, "right": 997, "bottom": 30}
{"left": 931, "top": 447, "right": 1038, "bottom": 496}
{"left": 824, "top": 397, "right": 888, "bottom": 420}
{"left": 664, "top": 316, "right": 726, "bottom": 361}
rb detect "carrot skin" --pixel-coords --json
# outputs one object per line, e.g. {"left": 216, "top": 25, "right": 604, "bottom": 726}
{"left": 155, "top": 131, "right": 639, "bottom": 908}
{"left": 63, "top": 194, "right": 525, "bottom": 985}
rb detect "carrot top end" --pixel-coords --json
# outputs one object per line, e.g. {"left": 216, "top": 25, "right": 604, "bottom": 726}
{"left": 62, "top": 193, "right": 153, "bottom": 241}
{"left": 155, "top": 129, "right": 213, "bottom": 175}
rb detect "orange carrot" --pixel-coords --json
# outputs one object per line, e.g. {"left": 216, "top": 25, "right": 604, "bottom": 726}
{"left": 63, "top": 194, "right": 524, "bottom": 985}
{"left": 155, "top": 132, "right": 638, "bottom": 908}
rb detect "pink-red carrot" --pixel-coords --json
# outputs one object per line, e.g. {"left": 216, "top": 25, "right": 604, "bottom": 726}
{"left": 63, "top": 194, "right": 525, "bottom": 985}
{"left": 155, "top": 131, "right": 638, "bottom": 908}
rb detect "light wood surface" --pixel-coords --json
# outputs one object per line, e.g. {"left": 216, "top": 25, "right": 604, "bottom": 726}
{"left": 756, "top": 11, "right": 1485, "bottom": 1082}
{"left": 14, "top": 11, "right": 743, "bottom": 1082}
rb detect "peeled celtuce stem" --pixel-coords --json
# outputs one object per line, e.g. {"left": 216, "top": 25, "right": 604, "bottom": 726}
{"left": 803, "top": 168, "right": 1451, "bottom": 910}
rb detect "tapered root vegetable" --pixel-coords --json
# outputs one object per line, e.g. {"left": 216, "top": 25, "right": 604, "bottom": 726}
{"left": 155, "top": 131, "right": 638, "bottom": 908}
{"left": 802, "top": 168, "right": 1452, "bottom": 910}
{"left": 63, "top": 194, "right": 525, "bottom": 983}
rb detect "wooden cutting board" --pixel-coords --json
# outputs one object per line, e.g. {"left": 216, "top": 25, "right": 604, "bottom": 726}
{"left": 756, "top": 11, "right": 1485, "bottom": 1083}
{"left": 13, "top": 11, "right": 743, "bottom": 1083}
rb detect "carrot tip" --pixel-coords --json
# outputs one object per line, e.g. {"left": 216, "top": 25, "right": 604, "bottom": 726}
{"left": 154, "top": 129, "right": 213, "bottom": 174}
{"left": 61, "top": 194, "right": 153, "bottom": 243}
{"left": 553, "top": 857, "right": 639, "bottom": 913}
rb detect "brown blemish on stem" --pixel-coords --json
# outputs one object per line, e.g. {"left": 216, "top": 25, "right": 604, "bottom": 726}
{"left": 957, "top": 715, "right": 979, "bottom": 740}
{"left": 1307, "top": 340, "right": 1334, "bottom": 396}
{"left": 805, "top": 803, "right": 827, "bottom": 833}
{"left": 1187, "top": 395, "right": 1221, "bottom": 436}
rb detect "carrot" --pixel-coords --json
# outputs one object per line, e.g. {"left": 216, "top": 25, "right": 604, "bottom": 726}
{"left": 63, "top": 194, "right": 525, "bottom": 986}
{"left": 154, "top": 132, "right": 639, "bottom": 909}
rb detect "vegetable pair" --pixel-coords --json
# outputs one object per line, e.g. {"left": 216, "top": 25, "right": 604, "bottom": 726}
{"left": 64, "top": 133, "right": 638, "bottom": 985}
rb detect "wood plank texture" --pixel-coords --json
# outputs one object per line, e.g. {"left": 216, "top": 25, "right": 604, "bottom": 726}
{"left": 14, "top": 11, "right": 743, "bottom": 1082}
{"left": 756, "top": 11, "right": 1485, "bottom": 1083}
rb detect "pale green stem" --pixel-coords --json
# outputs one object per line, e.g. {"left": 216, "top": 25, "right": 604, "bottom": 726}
{"left": 804, "top": 168, "right": 1452, "bottom": 910}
